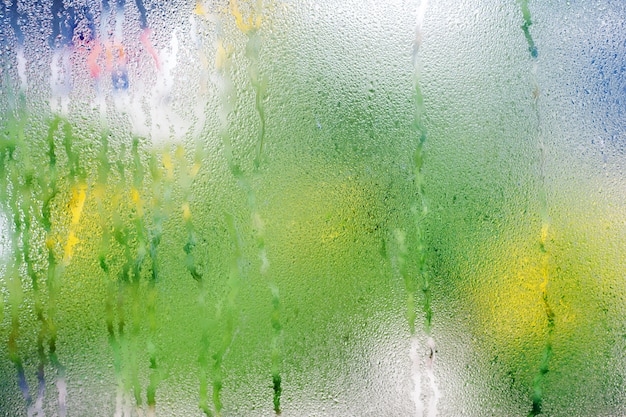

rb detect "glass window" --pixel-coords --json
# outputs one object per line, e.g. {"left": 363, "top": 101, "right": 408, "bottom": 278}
{"left": 1, "top": 1, "right": 625, "bottom": 415}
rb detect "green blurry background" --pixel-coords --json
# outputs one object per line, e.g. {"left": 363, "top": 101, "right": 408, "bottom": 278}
{"left": 1, "top": 0, "right": 625, "bottom": 416}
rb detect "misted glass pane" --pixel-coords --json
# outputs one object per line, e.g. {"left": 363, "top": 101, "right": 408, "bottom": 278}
{"left": 1, "top": 1, "right": 625, "bottom": 416}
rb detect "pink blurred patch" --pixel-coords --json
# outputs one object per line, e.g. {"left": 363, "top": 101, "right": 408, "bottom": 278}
{"left": 141, "top": 28, "right": 160, "bottom": 71}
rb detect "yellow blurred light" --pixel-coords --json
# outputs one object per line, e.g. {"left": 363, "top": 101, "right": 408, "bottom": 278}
{"left": 63, "top": 183, "right": 88, "bottom": 265}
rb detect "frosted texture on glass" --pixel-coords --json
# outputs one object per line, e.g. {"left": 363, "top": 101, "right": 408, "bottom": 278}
{"left": 1, "top": 1, "right": 625, "bottom": 416}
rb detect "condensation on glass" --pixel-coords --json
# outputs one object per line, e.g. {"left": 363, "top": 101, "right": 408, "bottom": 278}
{"left": 1, "top": 0, "right": 625, "bottom": 416}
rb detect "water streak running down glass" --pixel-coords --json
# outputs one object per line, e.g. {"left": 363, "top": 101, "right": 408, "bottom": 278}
{"left": 1, "top": 1, "right": 626, "bottom": 416}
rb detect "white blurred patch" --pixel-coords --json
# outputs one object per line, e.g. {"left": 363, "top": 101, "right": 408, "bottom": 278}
{"left": 149, "top": 30, "right": 189, "bottom": 147}
{"left": 49, "top": 49, "right": 72, "bottom": 115}
{"left": 113, "top": 29, "right": 195, "bottom": 149}
{"left": 411, "top": 335, "right": 424, "bottom": 417}
{"left": 16, "top": 47, "right": 27, "bottom": 90}
{"left": 0, "top": 212, "right": 9, "bottom": 261}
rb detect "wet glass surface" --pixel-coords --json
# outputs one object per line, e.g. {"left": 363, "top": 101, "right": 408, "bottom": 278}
{"left": 1, "top": 1, "right": 625, "bottom": 416}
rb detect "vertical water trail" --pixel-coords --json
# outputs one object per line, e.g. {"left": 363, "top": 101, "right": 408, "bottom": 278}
{"left": 54, "top": 117, "right": 88, "bottom": 417}
{"left": 412, "top": 0, "right": 430, "bottom": 336}
{"left": 0, "top": 227, "right": 3, "bottom": 332}
{"left": 225, "top": 0, "right": 265, "bottom": 176}
{"left": 198, "top": 329, "right": 212, "bottom": 417}
{"left": 145, "top": 146, "right": 178, "bottom": 416}
{"left": 92, "top": 0, "right": 119, "bottom": 93}
{"left": 94, "top": 127, "right": 141, "bottom": 417}
{"left": 109, "top": 0, "right": 130, "bottom": 91}
{"left": 116, "top": 35, "right": 181, "bottom": 414}
{"left": 230, "top": 0, "right": 266, "bottom": 170}
{"left": 408, "top": 1, "right": 440, "bottom": 416}
{"left": 9, "top": 101, "right": 46, "bottom": 417}
{"left": 49, "top": 1, "right": 75, "bottom": 114}
{"left": 269, "top": 284, "right": 282, "bottom": 415}
{"left": 175, "top": 17, "right": 217, "bottom": 409}
{"left": 394, "top": 229, "right": 423, "bottom": 417}
{"left": 33, "top": 116, "right": 59, "bottom": 417}
{"left": 6, "top": 189, "right": 31, "bottom": 413}
{"left": 129, "top": 137, "right": 149, "bottom": 413}
{"left": 43, "top": 27, "right": 87, "bottom": 409}
{"left": 200, "top": 7, "right": 253, "bottom": 414}
{"left": 95, "top": 0, "right": 112, "bottom": 83}
{"left": 41, "top": 116, "right": 64, "bottom": 417}
{"left": 180, "top": 153, "right": 203, "bottom": 282}
{"left": 0, "top": 104, "right": 11, "bottom": 383}
{"left": 211, "top": 212, "right": 245, "bottom": 417}
{"left": 106, "top": 138, "right": 152, "bottom": 415}
{"left": 518, "top": 0, "right": 538, "bottom": 59}
{"left": 194, "top": 2, "right": 282, "bottom": 413}
{"left": 1, "top": 104, "right": 36, "bottom": 415}
{"left": 515, "top": 3, "right": 553, "bottom": 416}
{"left": 195, "top": 9, "right": 232, "bottom": 414}
{"left": 109, "top": 139, "right": 148, "bottom": 416}
{"left": 94, "top": 126, "right": 126, "bottom": 416}
{"left": 10, "top": 111, "right": 71, "bottom": 416}
{"left": 15, "top": 132, "right": 47, "bottom": 417}
{"left": 108, "top": 141, "right": 169, "bottom": 416}
{"left": 228, "top": 2, "right": 284, "bottom": 412}
{"left": 7, "top": 0, "right": 27, "bottom": 89}
{"left": 110, "top": 150, "right": 133, "bottom": 417}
